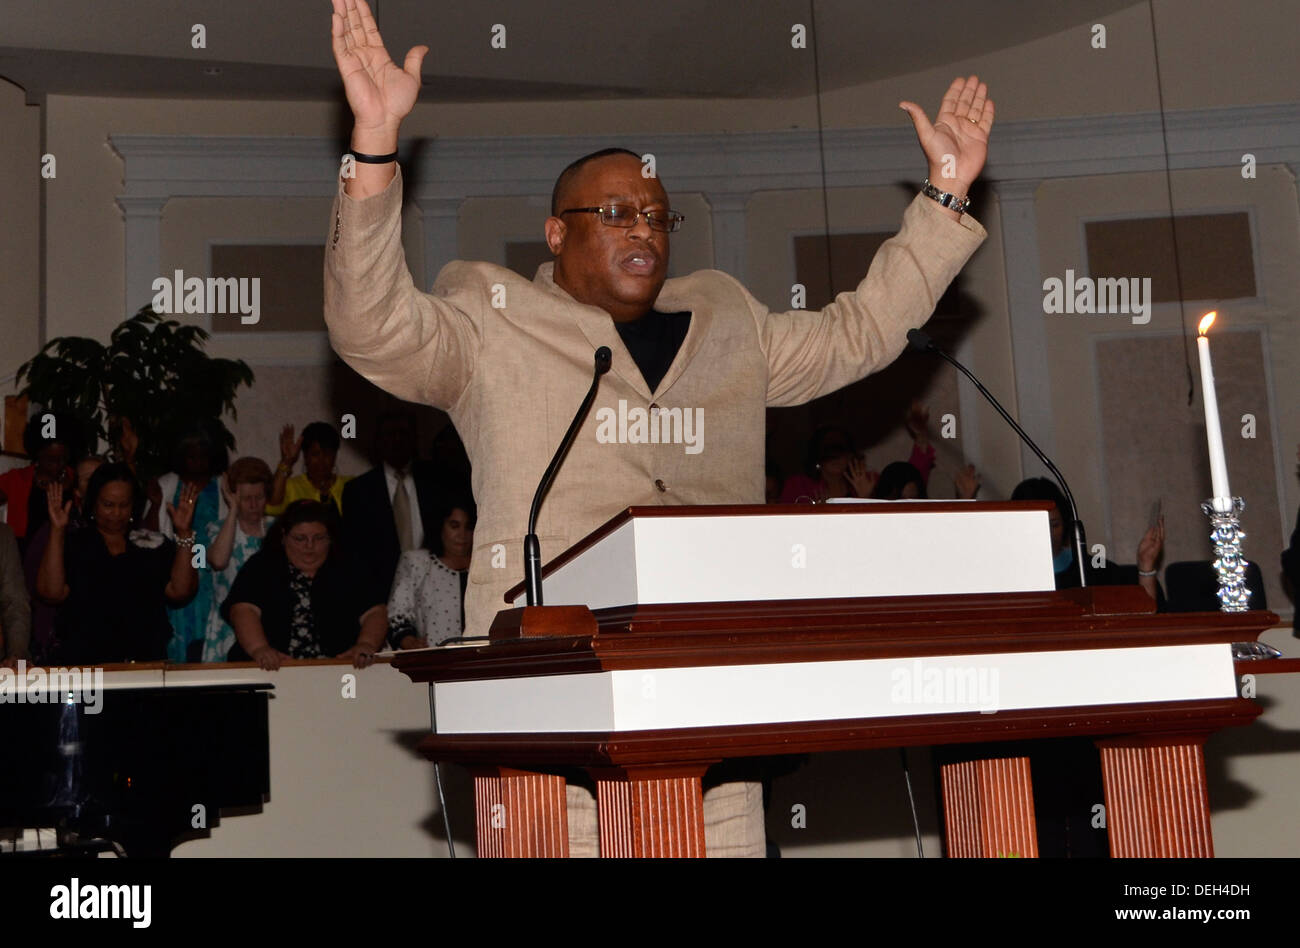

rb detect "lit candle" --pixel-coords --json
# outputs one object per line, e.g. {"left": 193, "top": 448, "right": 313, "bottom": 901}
{"left": 1196, "top": 311, "right": 1232, "bottom": 512}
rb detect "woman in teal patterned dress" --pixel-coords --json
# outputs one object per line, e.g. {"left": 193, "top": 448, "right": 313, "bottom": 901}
{"left": 151, "top": 425, "right": 228, "bottom": 662}
{"left": 203, "top": 457, "right": 275, "bottom": 662}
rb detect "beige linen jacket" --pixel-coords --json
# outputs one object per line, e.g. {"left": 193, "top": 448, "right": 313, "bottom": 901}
{"left": 324, "top": 169, "right": 986, "bottom": 635}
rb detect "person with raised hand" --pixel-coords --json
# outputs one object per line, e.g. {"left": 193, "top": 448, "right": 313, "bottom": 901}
{"left": 203, "top": 457, "right": 276, "bottom": 662}
{"left": 330, "top": 0, "right": 426, "bottom": 201}
{"left": 323, "top": 2, "right": 994, "bottom": 859}
{"left": 267, "top": 421, "right": 351, "bottom": 515}
{"left": 898, "top": 74, "right": 993, "bottom": 222}
{"left": 37, "top": 464, "right": 199, "bottom": 665}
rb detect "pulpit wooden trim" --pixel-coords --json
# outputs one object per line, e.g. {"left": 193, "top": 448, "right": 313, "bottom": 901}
{"left": 414, "top": 697, "right": 1260, "bottom": 770}
{"left": 488, "top": 605, "right": 598, "bottom": 641}
{"left": 394, "top": 596, "right": 1275, "bottom": 683}
{"left": 1234, "top": 657, "right": 1300, "bottom": 676}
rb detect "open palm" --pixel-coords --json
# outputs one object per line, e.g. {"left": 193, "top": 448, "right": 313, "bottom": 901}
{"left": 330, "top": 0, "right": 427, "bottom": 134}
{"left": 899, "top": 75, "right": 994, "bottom": 193}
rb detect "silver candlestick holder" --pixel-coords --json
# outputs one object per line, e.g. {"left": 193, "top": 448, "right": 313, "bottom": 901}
{"left": 1201, "top": 496, "right": 1251, "bottom": 613}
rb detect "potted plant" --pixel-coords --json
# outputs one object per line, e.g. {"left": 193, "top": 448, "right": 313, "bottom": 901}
{"left": 15, "top": 306, "right": 254, "bottom": 482}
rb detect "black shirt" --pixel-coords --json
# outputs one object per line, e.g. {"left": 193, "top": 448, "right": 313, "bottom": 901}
{"left": 614, "top": 309, "right": 691, "bottom": 393}
{"left": 55, "top": 529, "right": 176, "bottom": 664}
{"left": 1283, "top": 507, "right": 1300, "bottom": 629}
{"left": 22, "top": 483, "right": 49, "bottom": 555}
{"left": 222, "top": 550, "right": 383, "bottom": 660}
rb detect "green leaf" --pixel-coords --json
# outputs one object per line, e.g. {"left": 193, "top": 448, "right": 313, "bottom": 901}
{"left": 21, "top": 308, "right": 253, "bottom": 478}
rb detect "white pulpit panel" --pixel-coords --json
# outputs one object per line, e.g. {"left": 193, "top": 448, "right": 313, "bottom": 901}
{"left": 513, "top": 505, "right": 1056, "bottom": 610}
{"left": 433, "top": 643, "right": 1238, "bottom": 734}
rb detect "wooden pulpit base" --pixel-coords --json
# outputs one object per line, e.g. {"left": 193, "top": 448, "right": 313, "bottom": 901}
{"left": 594, "top": 764, "right": 711, "bottom": 858}
{"left": 465, "top": 731, "right": 1215, "bottom": 858}
{"left": 1097, "top": 735, "right": 1214, "bottom": 858}
{"left": 471, "top": 768, "right": 569, "bottom": 858}
{"left": 394, "top": 587, "right": 1278, "bottom": 859}
{"left": 941, "top": 756, "right": 1040, "bottom": 858}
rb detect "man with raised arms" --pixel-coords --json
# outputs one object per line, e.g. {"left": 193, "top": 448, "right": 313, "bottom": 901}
{"left": 325, "top": 0, "right": 994, "bottom": 857}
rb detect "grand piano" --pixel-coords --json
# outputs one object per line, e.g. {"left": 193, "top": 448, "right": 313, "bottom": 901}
{"left": 0, "top": 664, "right": 270, "bottom": 857}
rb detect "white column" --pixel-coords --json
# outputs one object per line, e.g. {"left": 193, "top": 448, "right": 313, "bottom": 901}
{"left": 116, "top": 196, "right": 168, "bottom": 318}
{"left": 990, "top": 179, "right": 1055, "bottom": 478}
{"left": 704, "top": 192, "right": 748, "bottom": 282}
{"left": 415, "top": 198, "right": 462, "bottom": 291}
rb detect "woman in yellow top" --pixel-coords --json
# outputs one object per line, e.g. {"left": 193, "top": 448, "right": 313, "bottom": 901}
{"left": 267, "top": 421, "right": 351, "bottom": 515}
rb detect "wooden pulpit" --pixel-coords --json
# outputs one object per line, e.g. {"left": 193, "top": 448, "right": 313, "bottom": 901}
{"left": 394, "top": 503, "right": 1281, "bottom": 858}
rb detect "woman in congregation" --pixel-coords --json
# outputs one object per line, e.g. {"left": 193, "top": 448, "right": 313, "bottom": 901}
{"left": 21, "top": 454, "right": 104, "bottom": 664}
{"left": 779, "top": 426, "right": 878, "bottom": 504}
{"left": 201, "top": 456, "right": 276, "bottom": 662}
{"left": 0, "top": 413, "right": 80, "bottom": 552}
{"left": 388, "top": 497, "right": 476, "bottom": 649}
{"left": 267, "top": 421, "right": 350, "bottom": 515}
{"left": 222, "top": 500, "right": 385, "bottom": 669}
{"left": 148, "top": 421, "right": 229, "bottom": 662}
{"left": 37, "top": 462, "right": 199, "bottom": 665}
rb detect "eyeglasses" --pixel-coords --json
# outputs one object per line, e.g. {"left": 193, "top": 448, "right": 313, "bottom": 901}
{"left": 286, "top": 531, "right": 330, "bottom": 549}
{"left": 560, "top": 204, "right": 685, "bottom": 233}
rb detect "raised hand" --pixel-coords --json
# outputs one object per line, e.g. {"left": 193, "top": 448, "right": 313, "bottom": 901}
{"left": 218, "top": 473, "right": 236, "bottom": 511}
{"left": 330, "top": 0, "right": 427, "bottom": 140}
{"left": 46, "top": 482, "right": 73, "bottom": 531}
{"left": 1137, "top": 515, "right": 1165, "bottom": 573}
{"left": 899, "top": 75, "right": 994, "bottom": 196}
{"left": 905, "top": 400, "right": 931, "bottom": 444}
{"left": 954, "top": 463, "right": 981, "bottom": 500}
{"left": 846, "top": 458, "right": 879, "bottom": 498}
{"left": 279, "top": 424, "right": 302, "bottom": 467}
{"left": 167, "top": 481, "right": 200, "bottom": 535}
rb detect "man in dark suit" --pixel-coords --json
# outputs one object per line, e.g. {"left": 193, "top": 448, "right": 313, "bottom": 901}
{"left": 1284, "top": 444, "right": 1300, "bottom": 632}
{"left": 342, "top": 410, "right": 441, "bottom": 604}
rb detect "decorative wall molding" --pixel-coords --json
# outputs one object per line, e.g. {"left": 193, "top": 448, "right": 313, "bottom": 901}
{"left": 110, "top": 102, "right": 1300, "bottom": 395}
{"left": 111, "top": 102, "right": 1300, "bottom": 204}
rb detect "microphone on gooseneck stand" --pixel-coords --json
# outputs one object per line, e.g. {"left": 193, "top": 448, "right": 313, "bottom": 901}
{"left": 524, "top": 346, "right": 613, "bottom": 606}
{"left": 906, "top": 328, "right": 1088, "bottom": 588}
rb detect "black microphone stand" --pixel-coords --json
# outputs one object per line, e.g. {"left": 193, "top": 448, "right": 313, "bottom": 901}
{"left": 524, "top": 346, "right": 612, "bottom": 605}
{"left": 907, "top": 329, "right": 1087, "bottom": 588}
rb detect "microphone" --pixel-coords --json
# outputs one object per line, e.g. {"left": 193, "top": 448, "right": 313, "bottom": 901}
{"left": 907, "top": 328, "right": 1088, "bottom": 588}
{"left": 524, "top": 346, "right": 612, "bottom": 606}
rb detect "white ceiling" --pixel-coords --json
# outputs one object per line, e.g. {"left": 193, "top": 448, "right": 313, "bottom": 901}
{"left": 0, "top": 0, "right": 1141, "bottom": 101}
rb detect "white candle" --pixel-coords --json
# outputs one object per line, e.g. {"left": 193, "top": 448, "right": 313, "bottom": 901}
{"left": 1196, "top": 312, "right": 1232, "bottom": 512}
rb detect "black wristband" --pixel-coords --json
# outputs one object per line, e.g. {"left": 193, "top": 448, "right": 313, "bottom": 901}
{"left": 348, "top": 149, "right": 399, "bottom": 164}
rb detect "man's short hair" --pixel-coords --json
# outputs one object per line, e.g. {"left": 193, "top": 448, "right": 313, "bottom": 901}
{"left": 551, "top": 148, "right": 645, "bottom": 217}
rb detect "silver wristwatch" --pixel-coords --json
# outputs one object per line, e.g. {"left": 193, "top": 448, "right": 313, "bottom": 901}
{"left": 921, "top": 178, "right": 970, "bottom": 215}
